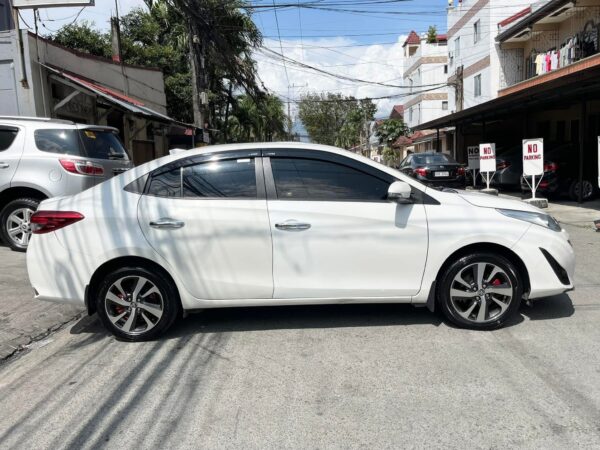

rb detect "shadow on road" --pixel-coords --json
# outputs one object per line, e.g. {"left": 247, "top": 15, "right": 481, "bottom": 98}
{"left": 69, "top": 294, "right": 575, "bottom": 340}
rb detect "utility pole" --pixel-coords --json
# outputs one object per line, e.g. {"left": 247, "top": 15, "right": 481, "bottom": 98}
{"left": 286, "top": 82, "right": 307, "bottom": 141}
{"left": 455, "top": 65, "right": 464, "bottom": 112}
{"left": 188, "top": 21, "right": 209, "bottom": 143}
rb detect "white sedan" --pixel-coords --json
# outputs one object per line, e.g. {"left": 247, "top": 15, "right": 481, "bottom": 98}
{"left": 27, "top": 143, "right": 575, "bottom": 340}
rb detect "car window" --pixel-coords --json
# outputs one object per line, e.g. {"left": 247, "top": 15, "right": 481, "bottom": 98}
{"left": 34, "top": 129, "right": 82, "bottom": 156}
{"left": 182, "top": 159, "right": 256, "bottom": 198}
{"left": 79, "top": 130, "right": 129, "bottom": 160}
{"left": 0, "top": 127, "right": 18, "bottom": 151}
{"left": 412, "top": 154, "right": 455, "bottom": 165}
{"left": 270, "top": 157, "right": 389, "bottom": 201}
{"left": 147, "top": 158, "right": 257, "bottom": 199}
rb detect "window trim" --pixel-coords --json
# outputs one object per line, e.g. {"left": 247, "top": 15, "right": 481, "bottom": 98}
{"left": 473, "top": 19, "right": 480, "bottom": 44}
{"left": 474, "top": 73, "right": 482, "bottom": 97}
{"left": 144, "top": 150, "right": 264, "bottom": 200}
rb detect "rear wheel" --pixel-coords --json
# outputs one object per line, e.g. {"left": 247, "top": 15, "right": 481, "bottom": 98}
{"left": 438, "top": 253, "right": 523, "bottom": 330}
{"left": 96, "top": 266, "right": 181, "bottom": 341}
{"left": 568, "top": 179, "right": 595, "bottom": 201}
{"left": 0, "top": 198, "right": 40, "bottom": 252}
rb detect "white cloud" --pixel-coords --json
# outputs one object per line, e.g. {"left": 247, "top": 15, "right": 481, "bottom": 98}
{"left": 255, "top": 35, "right": 408, "bottom": 120}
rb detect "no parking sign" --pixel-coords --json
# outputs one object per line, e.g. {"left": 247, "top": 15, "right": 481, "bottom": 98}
{"left": 523, "top": 138, "right": 544, "bottom": 176}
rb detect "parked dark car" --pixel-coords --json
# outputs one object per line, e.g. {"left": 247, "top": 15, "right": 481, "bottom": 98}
{"left": 491, "top": 147, "right": 523, "bottom": 190}
{"left": 521, "top": 143, "right": 598, "bottom": 201}
{"left": 398, "top": 152, "right": 466, "bottom": 188}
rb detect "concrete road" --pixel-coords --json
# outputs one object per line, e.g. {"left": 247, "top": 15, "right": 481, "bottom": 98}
{"left": 0, "top": 224, "right": 599, "bottom": 449}
{"left": 0, "top": 246, "right": 81, "bottom": 360}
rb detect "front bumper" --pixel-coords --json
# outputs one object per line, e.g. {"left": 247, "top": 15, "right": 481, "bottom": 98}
{"left": 512, "top": 225, "right": 574, "bottom": 299}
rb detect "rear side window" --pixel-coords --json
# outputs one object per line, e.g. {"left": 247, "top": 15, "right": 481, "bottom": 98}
{"left": 0, "top": 127, "right": 18, "bottom": 151}
{"left": 147, "top": 158, "right": 257, "bottom": 199}
{"left": 34, "top": 129, "right": 81, "bottom": 155}
{"left": 270, "top": 158, "right": 389, "bottom": 201}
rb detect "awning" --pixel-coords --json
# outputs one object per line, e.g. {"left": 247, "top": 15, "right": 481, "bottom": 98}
{"left": 414, "top": 57, "right": 600, "bottom": 131}
{"left": 496, "top": 0, "right": 573, "bottom": 43}
{"left": 43, "top": 64, "right": 191, "bottom": 127}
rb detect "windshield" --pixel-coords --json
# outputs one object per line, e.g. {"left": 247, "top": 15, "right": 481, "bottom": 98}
{"left": 412, "top": 153, "right": 456, "bottom": 165}
{"left": 79, "top": 129, "right": 129, "bottom": 160}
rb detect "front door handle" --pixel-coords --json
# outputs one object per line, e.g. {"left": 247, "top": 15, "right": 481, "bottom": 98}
{"left": 275, "top": 220, "right": 311, "bottom": 232}
{"left": 149, "top": 218, "right": 185, "bottom": 229}
{"left": 0, "top": 163, "right": 9, "bottom": 169}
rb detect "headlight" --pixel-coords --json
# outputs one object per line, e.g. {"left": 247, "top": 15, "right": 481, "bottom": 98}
{"left": 497, "top": 209, "right": 561, "bottom": 232}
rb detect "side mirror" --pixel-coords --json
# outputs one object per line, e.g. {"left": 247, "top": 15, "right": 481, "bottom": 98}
{"left": 387, "top": 181, "right": 413, "bottom": 204}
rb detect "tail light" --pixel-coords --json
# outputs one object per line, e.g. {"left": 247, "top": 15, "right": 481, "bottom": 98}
{"left": 457, "top": 167, "right": 465, "bottom": 176}
{"left": 60, "top": 159, "right": 104, "bottom": 176}
{"left": 497, "top": 161, "right": 511, "bottom": 170}
{"left": 30, "top": 211, "right": 84, "bottom": 234}
{"left": 414, "top": 168, "right": 428, "bottom": 177}
{"left": 544, "top": 162, "right": 558, "bottom": 172}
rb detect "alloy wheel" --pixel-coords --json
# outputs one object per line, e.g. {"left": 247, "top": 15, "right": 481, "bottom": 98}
{"left": 449, "top": 262, "right": 513, "bottom": 324}
{"left": 6, "top": 207, "right": 34, "bottom": 247}
{"left": 575, "top": 180, "right": 594, "bottom": 200}
{"left": 104, "top": 276, "right": 165, "bottom": 335}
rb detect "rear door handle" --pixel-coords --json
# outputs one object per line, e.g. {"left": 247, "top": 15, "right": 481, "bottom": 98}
{"left": 275, "top": 220, "right": 311, "bottom": 232}
{"left": 0, "top": 163, "right": 9, "bottom": 169}
{"left": 149, "top": 218, "right": 185, "bottom": 229}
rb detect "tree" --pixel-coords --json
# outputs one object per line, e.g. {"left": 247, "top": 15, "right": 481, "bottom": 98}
{"left": 426, "top": 25, "right": 437, "bottom": 43}
{"left": 376, "top": 118, "right": 409, "bottom": 146}
{"left": 51, "top": 21, "right": 111, "bottom": 58}
{"left": 227, "top": 94, "right": 286, "bottom": 142}
{"left": 298, "top": 93, "right": 377, "bottom": 148}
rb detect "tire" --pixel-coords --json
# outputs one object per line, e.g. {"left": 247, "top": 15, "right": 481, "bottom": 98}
{"left": 437, "top": 253, "right": 523, "bottom": 330}
{"left": 568, "top": 179, "right": 595, "bottom": 202}
{"left": 96, "top": 266, "right": 181, "bottom": 341}
{"left": 0, "top": 198, "right": 40, "bottom": 252}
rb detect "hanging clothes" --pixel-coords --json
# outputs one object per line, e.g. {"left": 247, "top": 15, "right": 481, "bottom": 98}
{"left": 551, "top": 50, "right": 559, "bottom": 70}
{"left": 535, "top": 53, "right": 544, "bottom": 75}
{"left": 545, "top": 52, "right": 552, "bottom": 72}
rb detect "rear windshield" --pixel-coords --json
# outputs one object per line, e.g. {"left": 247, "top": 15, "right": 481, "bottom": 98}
{"left": 412, "top": 154, "right": 456, "bottom": 165}
{"left": 34, "top": 129, "right": 129, "bottom": 160}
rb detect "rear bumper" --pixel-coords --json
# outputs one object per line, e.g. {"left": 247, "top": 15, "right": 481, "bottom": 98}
{"left": 27, "top": 232, "right": 89, "bottom": 307}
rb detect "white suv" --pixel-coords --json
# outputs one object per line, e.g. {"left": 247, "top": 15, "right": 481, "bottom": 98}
{"left": 0, "top": 117, "right": 133, "bottom": 251}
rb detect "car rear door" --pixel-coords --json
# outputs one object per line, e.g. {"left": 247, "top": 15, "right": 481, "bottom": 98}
{"left": 0, "top": 124, "right": 24, "bottom": 191}
{"left": 138, "top": 150, "right": 273, "bottom": 300}
{"left": 263, "top": 149, "right": 429, "bottom": 299}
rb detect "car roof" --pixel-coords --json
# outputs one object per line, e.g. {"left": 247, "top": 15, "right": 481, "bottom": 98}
{"left": 0, "top": 117, "right": 119, "bottom": 133}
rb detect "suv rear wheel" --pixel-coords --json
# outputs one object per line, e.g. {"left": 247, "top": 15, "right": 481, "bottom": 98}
{"left": 0, "top": 198, "right": 40, "bottom": 252}
{"left": 568, "top": 179, "right": 595, "bottom": 202}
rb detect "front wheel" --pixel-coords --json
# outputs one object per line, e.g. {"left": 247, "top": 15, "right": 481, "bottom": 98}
{"left": 437, "top": 253, "right": 523, "bottom": 330}
{"left": 96, "top": 266, "right": 181, "bottom": 341}
{"left": 0, "top": 198, "right": 40, "bottom": 252}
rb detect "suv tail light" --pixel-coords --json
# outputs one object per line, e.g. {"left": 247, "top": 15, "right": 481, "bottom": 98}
{"left": 414, "top": 168, "right": 428, "bottom": 177}
{"left": 30, "top": 211, "right": 84, "bottom": 234}
{"left": 457, "top": 167, "right": 465, "bottom": 176}
{"left": 544, "top": 162, "right": 558, "bottom": 172}
{"left": 497, "top": 161, "right": 511, "bottom": 170}
{"left": 60, "top": 159, "right": 104, "bottom": 176}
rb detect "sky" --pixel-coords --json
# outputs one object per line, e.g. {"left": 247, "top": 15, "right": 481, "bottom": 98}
{"left": 17, "top": 0, "right": 450, "bottom": 120}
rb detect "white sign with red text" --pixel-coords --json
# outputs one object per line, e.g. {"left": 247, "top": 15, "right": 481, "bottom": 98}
{"left": 523, "top": 138, "right": 544, "bottom": 176}
{"left": 479, "top": 143, "right": 496, "bottom": 173}
{"left": 467, "top": 146, "right": 480, "bottom": 170}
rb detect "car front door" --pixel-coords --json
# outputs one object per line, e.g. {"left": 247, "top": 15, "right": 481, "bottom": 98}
{"left": 138, "top": 151, "right": 273, "bottom": 300}
{"left": 263, "top": 150, "right": 429, "bottom": 299}
{"left": 0, "top": 124, "right": 24, "bottom": 192}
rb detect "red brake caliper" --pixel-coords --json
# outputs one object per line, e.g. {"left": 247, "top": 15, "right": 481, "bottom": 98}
{"left": 492, "top": 278, "right": 502, "bottom": 286}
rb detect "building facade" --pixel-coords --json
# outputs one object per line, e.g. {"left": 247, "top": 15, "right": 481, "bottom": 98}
{"left": 0, "top": 29, "right": 190, "bottom": 164}
{"left": 402, "top": 31, "right": 450, "bottom": 128}
{"left": 447, "top": 0, "right": 540, "bottom": 112}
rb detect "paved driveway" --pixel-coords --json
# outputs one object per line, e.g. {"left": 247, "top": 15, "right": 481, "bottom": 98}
{"left": 0, "top": 223, "right": 598, "bottom": 449}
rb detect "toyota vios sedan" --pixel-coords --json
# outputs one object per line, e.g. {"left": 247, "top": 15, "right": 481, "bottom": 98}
{"left": 26, "top": 143, "right": 575, "bottom": 341}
